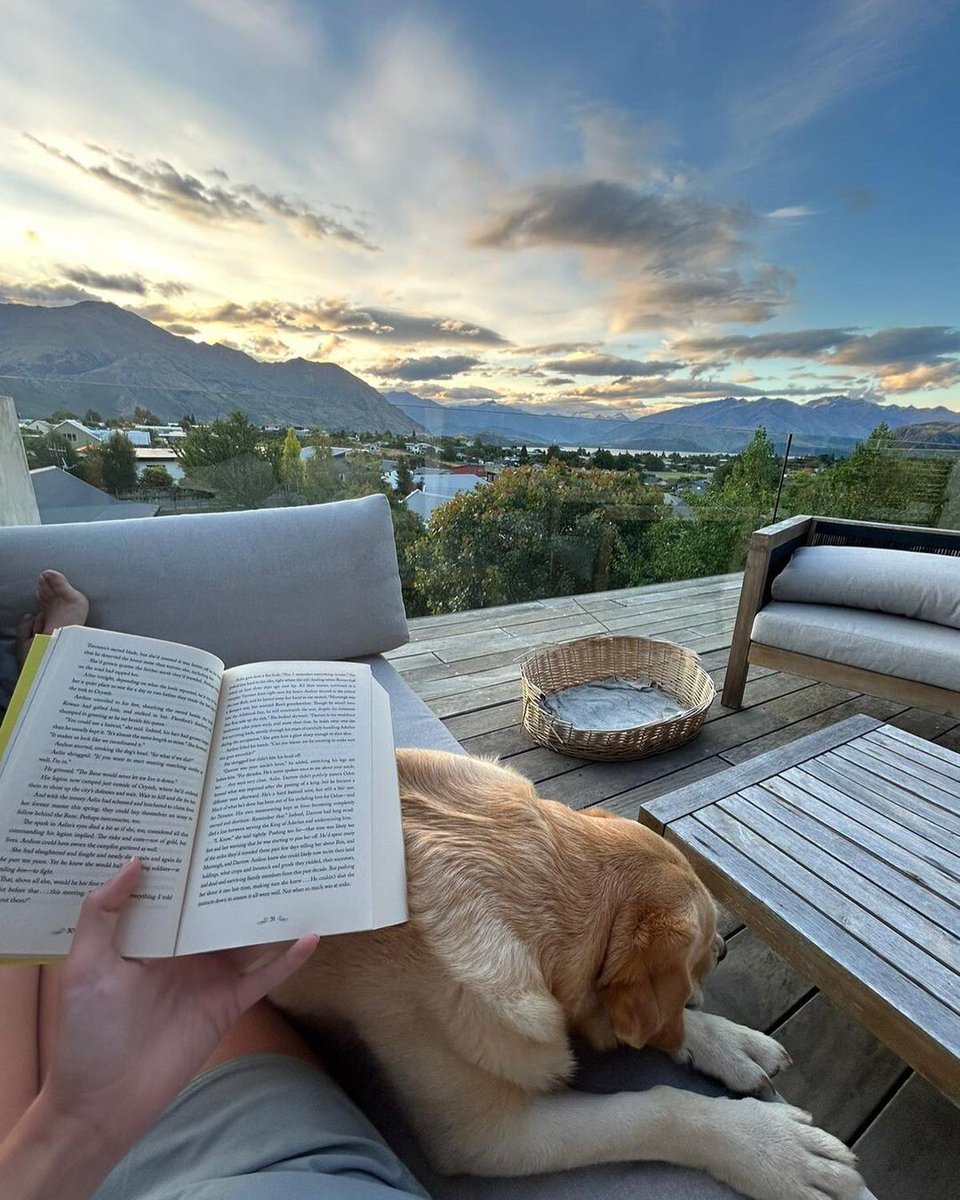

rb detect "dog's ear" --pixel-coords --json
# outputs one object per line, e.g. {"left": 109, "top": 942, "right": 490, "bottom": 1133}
{"left": 599, "top": 912, "right": 696, "bottom": 1053}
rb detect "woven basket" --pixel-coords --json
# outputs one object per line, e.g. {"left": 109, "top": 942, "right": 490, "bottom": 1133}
{"left": 520, "top": 635, "right": 715, "bottom": 761}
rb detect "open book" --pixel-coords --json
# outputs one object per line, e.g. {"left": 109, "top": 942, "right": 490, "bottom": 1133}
{"left": 0, "top": 626, "right": 407, "bottom": 960}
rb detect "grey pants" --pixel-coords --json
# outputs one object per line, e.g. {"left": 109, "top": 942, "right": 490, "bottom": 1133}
{"left": 93, "top": 1053, "right": 430, "bottom": 1199}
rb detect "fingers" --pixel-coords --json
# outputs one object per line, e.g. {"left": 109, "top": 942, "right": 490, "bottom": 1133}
{"left": 72, "top": 859, "right": 143, "bottom": 958}
{"left": 233, "top": 934, "right": 318, "bottom": 1012}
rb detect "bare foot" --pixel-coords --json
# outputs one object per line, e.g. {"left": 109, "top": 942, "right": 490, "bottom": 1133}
{"left": 16, "top": 571, "right": 90, "bottom": 666}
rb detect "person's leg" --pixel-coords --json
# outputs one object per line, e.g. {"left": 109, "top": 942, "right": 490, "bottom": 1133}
{"left": 0, "top": 966, "right": 40, "bottom": 1141}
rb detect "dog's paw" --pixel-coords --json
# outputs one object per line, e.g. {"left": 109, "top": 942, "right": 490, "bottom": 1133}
{"left": 678, "top": 1011, "right": 791, "bottom": 1095}
{"left": 706, "top": 1098, "right": 863, "bottom": 1200}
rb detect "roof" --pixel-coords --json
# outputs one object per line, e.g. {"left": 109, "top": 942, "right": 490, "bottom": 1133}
{"left": 29, "top": 466, "right": 159, "bottom": 524}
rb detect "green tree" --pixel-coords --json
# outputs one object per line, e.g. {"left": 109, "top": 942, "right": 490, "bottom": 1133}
{"left": 83, "top": 409, "right": 103, "bottom": 425}
{"left": 783, "top": 423, "right": 933, "bottom": 525}
{"left": 97, "top": 432, "right": 138, "bottom": 494}
{"left": 132, "top": 405, "right": 162, "bottom": 425}
{"left": 592, "top": 447, "right": 615, "bottom": 469}
{"left": 413, "top": 464, "right": 664, "bottom": 614}
{"left": 280, "top": 427, "right": 304, "bottom": 493}
{"left": 394, "top": 458, "right": 415, "bottom": 498}
{"left": 176, "top": 411, "right": 264, "bottom": 474}
{"left": 179, "top": 414, "right": 197, "bottom": 429}
{"left": 46, "top": 410, "right": 79, "bottom": 423}
{"left": 140, "top": 464, "right": 175, "bottom": 490}
{"left": 23, "top": 433, "right": 81, "bottom": 472}
{"left": 517, "top": 444, "right": 529, "bottom": 465}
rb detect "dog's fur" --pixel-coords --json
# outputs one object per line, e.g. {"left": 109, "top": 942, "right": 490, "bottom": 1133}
{"left": 272, "top": 749, "right": 863, "bottom": 1200}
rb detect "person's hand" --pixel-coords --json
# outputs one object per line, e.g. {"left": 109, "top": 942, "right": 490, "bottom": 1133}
{"left": 39, "top": 859, "right": 318, "bottom": 1155}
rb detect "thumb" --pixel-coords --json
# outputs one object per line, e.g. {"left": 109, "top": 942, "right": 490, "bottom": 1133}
{"left": 234, "top": 934, "right": 319, "bottom": 1012}
{"left": 72, "top": 858, "right": 142, "bottom": 958}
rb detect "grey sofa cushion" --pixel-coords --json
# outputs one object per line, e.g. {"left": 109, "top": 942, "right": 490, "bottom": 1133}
{"left": 753, "top": 602, "right": 960, "bottom": 691}
{"left": 359, "top": 655, "right": 464, "bottom": 755}
{"left": 772, "top": 545, "right": 960, "bottom": 630}
{"left": 0, "top": 495, "right": 408, "bottom": 668}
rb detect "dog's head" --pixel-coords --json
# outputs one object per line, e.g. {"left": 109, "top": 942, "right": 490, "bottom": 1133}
{"left": 587, "top": 812, "right": 722, "bottom": 1054}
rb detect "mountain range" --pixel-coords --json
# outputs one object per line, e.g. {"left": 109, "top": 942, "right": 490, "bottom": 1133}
{"left": 0, "top": 301, "right": 420, "bottom": 432}
{"left": 2, "top": 301, "right": 957, "bottom": 452}
{"left": 386, "top": 391, "right": 960, "bottom": 453}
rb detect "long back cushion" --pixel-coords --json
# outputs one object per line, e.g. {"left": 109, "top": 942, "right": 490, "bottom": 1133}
{"left": 0, "top": 494, "right": 409, "bottom": 667}
{"left": 771, "top": 544, "right": 960, "bottom": 629}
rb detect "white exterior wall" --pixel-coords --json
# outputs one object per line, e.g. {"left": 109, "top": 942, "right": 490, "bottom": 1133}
{"left": 0, "top": 396, "right": 41, "bottom": 526}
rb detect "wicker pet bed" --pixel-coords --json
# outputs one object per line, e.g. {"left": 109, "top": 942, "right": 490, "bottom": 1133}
{"left": 520, "top": 635, "right": 715, "bottom": 761}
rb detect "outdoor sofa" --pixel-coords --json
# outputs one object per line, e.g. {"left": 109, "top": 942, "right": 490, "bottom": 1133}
{"left": 722, "top": 515, "right": 960, "bottom": 717}
{"left": 1, "top": 494, "right": 871, "bottom": 1200}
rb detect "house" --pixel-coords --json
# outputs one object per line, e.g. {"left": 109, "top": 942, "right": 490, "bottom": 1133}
{"left": 403, "top": 470, "right": 487, "bottom": 520}
{"left": 18, "top": 419, "right": 52, "bottom": 436}
{"left": 50, "top": 420, "right": 152, "bottom": 448}
{"left": 29, "top": 467, "right": 159, "bottom": 523}
{"left": 134, "top": 447, "right": 184, "bottom": 481}
{"left": 50, "top": 419, "right": 105, "bottom": 448}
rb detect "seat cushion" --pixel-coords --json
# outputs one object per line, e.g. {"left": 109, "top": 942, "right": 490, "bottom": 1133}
{"left": 772, "top": 545, "right": 960, "bottom": 629}
{"left": 359, "top": 655, "right": 464, "bottom": 755}
{"left": 0, "top": 495, "right": 408, "bottom": 668}
{"left": 752, "top": 603, "right": 960, "bottom": 691}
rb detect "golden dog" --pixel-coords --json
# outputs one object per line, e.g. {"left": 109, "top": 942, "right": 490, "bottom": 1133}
{"left": 273, "top": 750, "right": 862, "bottom": 1200}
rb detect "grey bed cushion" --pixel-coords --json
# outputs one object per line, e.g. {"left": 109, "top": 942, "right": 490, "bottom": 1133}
{"left": 0, "top": 495, "right": 409, "bottom": 668}
{"left": 771, "top": 545, "right": 960, "bottom": 630}
{"left": 753, "top": 602, "right": 960, "bottom": 691}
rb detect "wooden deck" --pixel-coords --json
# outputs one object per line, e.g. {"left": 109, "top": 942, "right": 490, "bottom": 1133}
{"left": 388, "top": 573, "right": 960, "bottom": 1200}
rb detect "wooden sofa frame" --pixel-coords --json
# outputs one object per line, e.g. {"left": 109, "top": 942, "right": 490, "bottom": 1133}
{"left": 722, "top": 514, "right": 960, "bottom": 717}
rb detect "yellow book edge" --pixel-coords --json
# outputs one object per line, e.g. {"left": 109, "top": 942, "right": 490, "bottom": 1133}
{"left": 1, "top": 634, "right": 62, "bottom": 963}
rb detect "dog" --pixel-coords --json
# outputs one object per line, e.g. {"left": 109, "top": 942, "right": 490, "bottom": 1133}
{"left": 273, "top": 749, "right": 863, "bottom": 1200}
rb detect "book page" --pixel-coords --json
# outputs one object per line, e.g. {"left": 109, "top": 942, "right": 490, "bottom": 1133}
{"left": 370, "top": 681, "right": 407, "bottom": 929}
{"left": 0, "top": 627, "right": 224, "bottom": 958}
{"left": 176, "top": 662, "right": 374, "bottom": 954}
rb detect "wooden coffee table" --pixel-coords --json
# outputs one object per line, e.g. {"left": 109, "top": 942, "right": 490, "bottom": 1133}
{"left": 638, "top": 713, "right": 960, "bottom": 1100}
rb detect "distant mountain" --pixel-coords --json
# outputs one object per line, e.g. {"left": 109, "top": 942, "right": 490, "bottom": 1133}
{"left": 387, "top": 390, "right": 959, "bottom": 453}
{"left": 0, "top": 301, "right": 421, "bottom": 432}
{"left": 893, "top": 421, "right": 960, "bottom": 448}
{"left": 384, "top": 392, "right": 646, "bottom": 447}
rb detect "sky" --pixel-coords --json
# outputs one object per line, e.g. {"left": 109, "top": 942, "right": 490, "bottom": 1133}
{"left": 1, "top": 0, "right": 958, "bottom": 421}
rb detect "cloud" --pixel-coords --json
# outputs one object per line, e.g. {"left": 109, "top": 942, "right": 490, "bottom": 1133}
{"left": 513, "top": 341, "right": 600, "bottom": 356}
{"left": 0, "top": 276, "right": 95, "bottom": 305}
{"left": 672, "top": 324, "right": 960, "bottom": 395}
{"left": 474, "top": 176, "right": 793, "bottom": 329}
{"left": 163, "top": 322, "right": 198, "bottom": 336}
{"left": 135, "top": 296, "right": 508, "bottom": 346}
{"left": 244, "top": 334, "right": 290, "bottom": 359}
{"left": 473, "top": 178, "right": 751, "bottom": 265}
{"left": 673, "top": 328, "right": 859, "bottom": 362}
{"left": 613, "top": 265, "right": 794, "bottom": 330}
{"left": 58, "top": 264, "right": 188, "bottom": 297}
{"left": 24, "top": 135, "right": 376, "bottom": 249}
{"left": 827, "top": 326, "right": 960, "bottom": 367}
{"left": 543, "top": 353, "right": 684, "bottom": 377}
{"left": 767, "top": 206, "right": 817, "bottom": 219}
{"left": 432, "top": 385, "right": 503, "bottom": 401}
{"left": 370, "top": 354, "right": 481, "bottom": 381}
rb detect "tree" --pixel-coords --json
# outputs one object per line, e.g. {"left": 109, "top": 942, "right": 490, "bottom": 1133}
{"left": 140, "top": 464, "right": 175, "bottom": 490}
{"left": 176, "top": 411, "right": 263, "bottom": 474}
{"left": 412, "top": 464, "right": 665, "bottom": 614}
{"left": 132, "top": 405, "right": 162, "bottom": 425}
{"left": 279, "top": 427, "right": 304, "bottom": 493}
{"left": 46, "top": 410, "right": 78, "bottom": 423}
{"left": 179, "top": 414, "right": 197, "bottom": 429}
{"left": 97, "top": 432, "right": 138, "bottom": 494}
{"left": 517, "top": 444, "right": 529, "bottom": 465}
{"left": 23, "top": 433, "right": 81, "bottom": 472}
{"left": 394, "top": 458, "right": 415, "bottom": 498}
{"left": 83, "top": 409, "right": 103, "bottom": 425}
{"left": 783, "top": 423, "right": 933, "bottom": 525}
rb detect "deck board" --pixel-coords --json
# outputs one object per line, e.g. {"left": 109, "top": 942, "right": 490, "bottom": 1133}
{"left": 403, "top": 575, "right": 960, "bottom": 1199}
